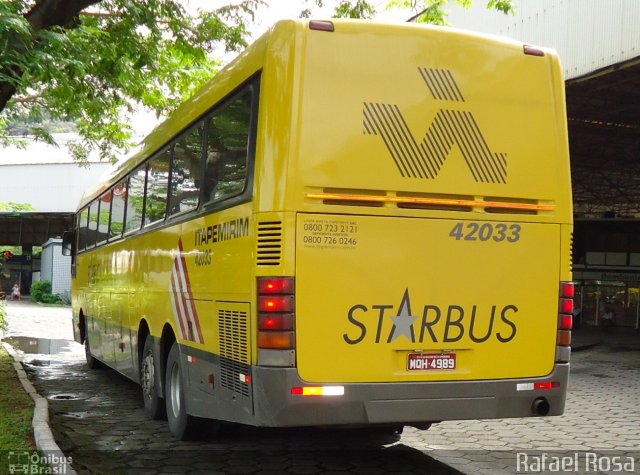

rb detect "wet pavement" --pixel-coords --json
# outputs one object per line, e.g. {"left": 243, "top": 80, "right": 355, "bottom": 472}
{"left": 3, "top": 300, "right": 640, "bottom": 474}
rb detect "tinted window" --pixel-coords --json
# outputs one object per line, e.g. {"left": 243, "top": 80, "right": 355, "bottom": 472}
{"left": 125, "top": 166, "right": 146, "bottom": 234}
{"left": 110, "top": 181, "right": 127, "bottom": 240}
{"left": 78, "top": 208, "right": 89, "bottom": 251}
{"left": 87, "top": 200, "right": 99, "bottom": 248}
{"left": 144, "top": 148, "right": 170, "bottom": 226}
{"left": 96, "top": 192, "right": 111, "bottom": 245}
{"left": 170, "top": 126, "right": 203, "bottom": 216}
{"left": 204, "top": 89, "right": 253, "bottom": 203}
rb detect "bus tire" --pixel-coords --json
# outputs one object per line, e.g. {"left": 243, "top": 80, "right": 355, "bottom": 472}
{"left": 165, "top": 342, "right": 200, "bottom": 440}
{"left": 140, "top": 336, "right": 165, "bottom": 420}
{"left": 84, "top": 328, "right": 103, "bottom": 370}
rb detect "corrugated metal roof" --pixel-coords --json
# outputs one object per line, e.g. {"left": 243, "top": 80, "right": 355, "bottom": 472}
{"left": 0, "top": 162, "right": 111, "bottom": 212}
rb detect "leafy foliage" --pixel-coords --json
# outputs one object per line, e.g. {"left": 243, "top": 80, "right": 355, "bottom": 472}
{"left": 0, "top": 0, "right": 264, "bottom": 162}
{"left": 30, "top": 279, "right": 60, "bottom": 304}
{"left": 386, "top": 0, "right": 513, "bottom": 24}
{"left": 0, "top": 301, "right": 7, "bottom": 332}
{"left": 0, "top": 201, "right": 35, "bottom": 212}
{"left": 1, "top": 0, "right": 512, "bottom": 162}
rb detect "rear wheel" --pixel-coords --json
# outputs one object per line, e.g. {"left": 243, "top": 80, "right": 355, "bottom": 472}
{"left": 141, "top": 336, "right": 165, "bottom": 420}
{"left": 165, "top": 342, "right": 202, "bottom": 440}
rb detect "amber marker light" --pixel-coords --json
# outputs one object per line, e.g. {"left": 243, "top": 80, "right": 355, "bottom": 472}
{"left": 258, "top": 331, "right": 295, "bottom": 349}
{"left": 305, "top": 192, "right": 555, "bottom": 211}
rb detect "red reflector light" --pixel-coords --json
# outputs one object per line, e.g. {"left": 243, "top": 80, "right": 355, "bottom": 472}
{"left": 258, "top": 331, "right": 295, "bottom": 349}
{"left": 259, "top": 313, "right": 294, "bottom": 331}
{"left": 534, "top": 381, "right": 560, "bottom": 390}
{"left": 291, "top": 387, "right": 303, "bottom": 395}
{"left": 559, "top": 314, "right": 573, "bottom": 330}
{"left": 559, "top": 298, "right": 574, "bottom": 314}
{"left": 309, "top": 20, "right": 335, "bottom": 32}
{"left": 258, "top": 295, "right": 294, "bottom": 313}
{"left": 560, "top": 282, "right": 575, "bottom": 298}
{"left": 258, "top": 277, "right": 294, "bottom": 295}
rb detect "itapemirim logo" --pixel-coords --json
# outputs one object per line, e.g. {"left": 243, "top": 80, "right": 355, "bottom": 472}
{"left": 363, "top": 67, "right": 507, "bottom": 184}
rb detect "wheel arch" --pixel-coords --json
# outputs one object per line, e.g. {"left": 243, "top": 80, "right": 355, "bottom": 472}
{"left": 160, "top": 323, "right": 177, "bottom": 390}
{"left": 79, "top": 309, "right": 87, "bottom": 343}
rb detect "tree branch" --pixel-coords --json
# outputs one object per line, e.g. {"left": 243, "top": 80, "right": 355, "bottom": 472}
{"left": 0, "top": 0, "right": 104, "bottom": 113}
{"left": 24, "top": 0, "right": 104, "bottom": 30}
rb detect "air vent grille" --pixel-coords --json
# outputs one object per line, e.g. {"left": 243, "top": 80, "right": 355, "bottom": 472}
{"left": 257, "top": 221, "right": 282, "bottom": 266}
{"left": 219, "top": 309, "right": 249, "bottom": 398}
{"left": 305, "top": 188, "right": 555, "bottom": 215}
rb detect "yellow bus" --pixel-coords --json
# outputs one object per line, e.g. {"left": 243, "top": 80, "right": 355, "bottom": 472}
{"left": 65, "top": 19, "right": 574, "bottom": 440}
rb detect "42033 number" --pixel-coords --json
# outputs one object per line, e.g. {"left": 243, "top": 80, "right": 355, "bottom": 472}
{"left": 449, "top": 222, "right": 521, "bottom": 243}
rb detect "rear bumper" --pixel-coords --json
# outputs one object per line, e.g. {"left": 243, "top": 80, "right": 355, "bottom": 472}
{"left": 251, "top": 363, "right": 569, "bottom": 427}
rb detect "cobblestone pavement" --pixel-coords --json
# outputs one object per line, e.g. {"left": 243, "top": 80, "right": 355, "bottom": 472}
{"left": 4, "top": 301, "right": 640, "bottom": 474}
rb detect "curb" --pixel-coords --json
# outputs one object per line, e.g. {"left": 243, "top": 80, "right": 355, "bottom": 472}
{"left": 2, "top": 341, "right": 78, "bottom": 475}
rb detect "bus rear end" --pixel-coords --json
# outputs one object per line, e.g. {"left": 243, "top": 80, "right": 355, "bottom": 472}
{"left": 252, "top": 20, "right": 572, "bottom": 429}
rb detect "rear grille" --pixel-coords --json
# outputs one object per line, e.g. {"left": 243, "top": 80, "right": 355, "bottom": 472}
{"left": 219, "top": 309, "right": 249, "bottom": 398}
{"left": 257, "top": 221, "right": 282, "bottom": 266}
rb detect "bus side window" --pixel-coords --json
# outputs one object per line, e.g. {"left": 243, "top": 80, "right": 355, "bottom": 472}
{"left": 96, "top": 191, "right": 111, "bottom": 246}
{"left": 125, "top": 165, "right": 146, "bottom": 234}
{"left": 78, "top": 207, "right": 89, "bottom": 251}
{"left": 204, "top": 89, "right": 252, "bottom": 204}
{"left": 169, "top": 125, "right": 203, "bottom": 216}
{"left": 110, "top": 181, "right": 127, "bottom": 240}
{"left": 87, "top": 200, "right": 99, "bottom": 249}
{"left": 144, "top": 148, "right": 171, "bottom": 226}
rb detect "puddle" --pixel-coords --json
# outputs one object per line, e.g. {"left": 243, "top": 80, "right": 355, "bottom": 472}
{"left": 62, "top": 411, "right": 89, "bottom": 419}
{"left": 4, "top": 336, "right": 72, "bottom": 355}
{"left": 28, "top": 359, "right": 52, "bottom": 367}
{"left": 50, "top": 394, "right": 82, "bottom": 401}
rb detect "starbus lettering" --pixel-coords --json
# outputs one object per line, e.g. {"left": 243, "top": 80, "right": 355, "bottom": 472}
{"left": 194, "top": 217, "right": 249, "bottom": 246}
{"left": 343, "top": 289, "right": 518, "bottom": 345}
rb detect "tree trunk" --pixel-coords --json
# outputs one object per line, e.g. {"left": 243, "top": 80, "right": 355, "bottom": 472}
{"left": 0, "top": 0, "right": 103, "bottom": 113}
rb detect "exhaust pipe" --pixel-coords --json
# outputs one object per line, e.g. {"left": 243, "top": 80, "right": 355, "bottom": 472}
{"left": 532, "top": 397, "right": 550, "bottom": 416}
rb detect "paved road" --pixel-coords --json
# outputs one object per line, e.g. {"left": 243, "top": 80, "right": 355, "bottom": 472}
{"left": 4, "top": 301, "right": 640, "bottom": 474}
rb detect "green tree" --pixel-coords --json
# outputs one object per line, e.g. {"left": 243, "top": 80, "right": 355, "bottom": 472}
{"left": 0, "top": 202, "right": 35, "bottom": 212}
{"left": 1, "top": 0, "right": 512, "bottom": 163}
{"left": 0, "top": 0, "right": 263, "bottom": 162}
{"left": 301, "top": 0, "right": 513, "bottom": 23}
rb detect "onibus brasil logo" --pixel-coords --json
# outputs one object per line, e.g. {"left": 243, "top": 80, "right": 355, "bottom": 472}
{"left": 363, "top": 67, "right": 508, "bottom": 184}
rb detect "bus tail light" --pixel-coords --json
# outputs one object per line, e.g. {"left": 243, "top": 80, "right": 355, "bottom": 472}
{"left": 291, "top": 386, "right": 345, "bottom": 396}
{"left": 556, "top": 281, "right": 574, "bottom": 362}
{"left": 258, "top": 277, "right": 296, "bottom": 366}
{"left": 258, "top": 295, "right": 294, "bottom": 313}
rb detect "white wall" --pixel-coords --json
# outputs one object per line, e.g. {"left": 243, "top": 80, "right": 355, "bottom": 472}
{"left": 447, "top": 0, "right": 640, "bottom": 79}
{"left": 41, "top": 238, "right": 71, "bottom": 297}
{"left": 0, "top": 162, "right": 110, "bottom": 212}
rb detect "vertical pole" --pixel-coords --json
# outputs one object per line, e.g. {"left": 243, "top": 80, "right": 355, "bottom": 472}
{"left": 636, "top": 289, "right": 640, "bottom": 330}
{"left": 595, "top": 287, "right": 600, "bottom": 327}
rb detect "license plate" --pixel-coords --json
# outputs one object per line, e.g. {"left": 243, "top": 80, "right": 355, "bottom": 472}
{"left": 407, "top": 353, "right": 456, "bottom": 371}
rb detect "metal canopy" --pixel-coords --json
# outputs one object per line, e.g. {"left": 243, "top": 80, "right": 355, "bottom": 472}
{"left": 568, "top": 58, "right": 640, "bottom": 218}
{"left": 0, "top": 213, "right": 73, "bottom": 248}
